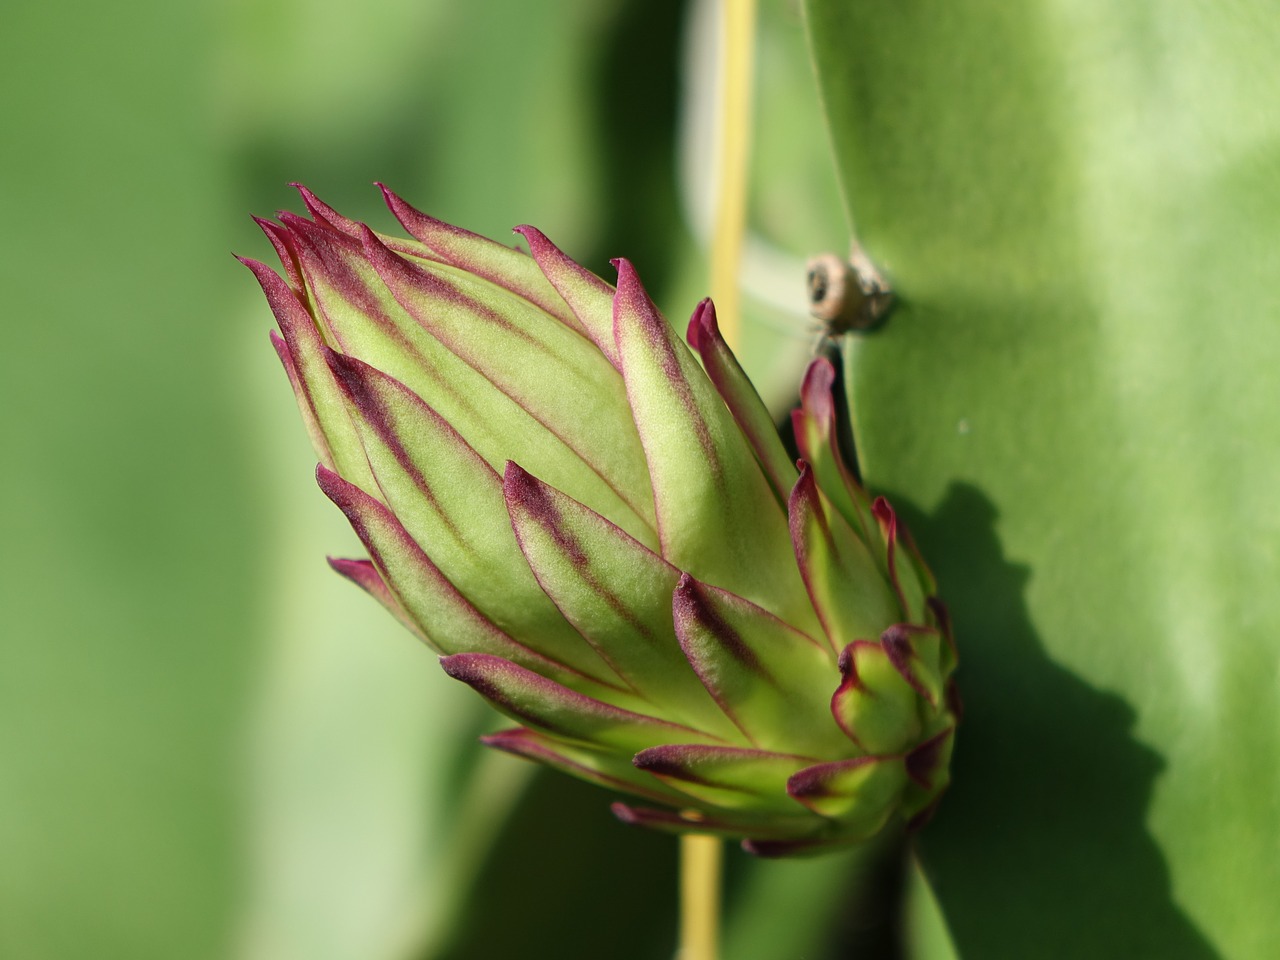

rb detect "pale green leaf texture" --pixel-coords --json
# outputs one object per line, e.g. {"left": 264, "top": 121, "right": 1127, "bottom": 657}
{"left": 807, "top": 1, "right": 1280, "bottom": 956}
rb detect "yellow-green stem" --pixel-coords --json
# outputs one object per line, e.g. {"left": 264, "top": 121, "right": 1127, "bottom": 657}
{"left": 678, "top": 2, "right": 756, "bottom": 953}
{"left": 678, "top": 833, "right": 723, "bottom": 960}
{"left": 709, "top": 0, "right": 757, "bottom": 352}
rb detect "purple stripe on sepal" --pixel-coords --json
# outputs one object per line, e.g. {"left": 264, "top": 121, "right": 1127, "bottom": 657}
{"left": 791, "top": 358, "right": 878, "bottom": 545}
{"left": 515, "top": 224, "right": 618, "bottom": 367}
{"left": 268, "top": 328, "right": 292, "bottom": 369}
{"left": 357, "top": 223, "right": 534, "bottom": 342}
{"left": 612, "top": 258, "right": 721, "bottom": 479}
{"left": 613, "top": 260, "right": 819, "bottom": 638}
{"left": 786, "top": 754, "right": 907, "bottom": 828}
{"left": 927, "top": 595, "right": 959, "bottom": 666}
{"left": 502, "top": 461, "right": 656, "bottom": 635}
{"left": 377, "top": 185, "right": 583, "bottom": 330}
{"left": 685, "top": 298, "right": 797, "bottom": 504}
{"left": 905, "top": 725, "right": 955, "bottom": 790}
{"left": 440, "top": 653, "right": 712, "bottom": 752}
{"left": 610, "top": 803, "right": 717, "bottom": 833}
{"left": 253, "top": 216, "right": 304, "bottom": 292}
{"left": 673, "top": 572, "right": 763, "bottom": 679}
{"left": 835, "top": 640, "right": 871, "bottom": 690}
{"left": 314, "top": 466, "right": 608, "bottom": 694}
{"left": 829, "top": 637, "right": 927, "bottom": 755}
{"left": 787, "top": 755, "right": 882, "bottom": 800}
{"left": 327, "top": 556, "right": 425, "bottom": 641}
{"left": 502, "top": 461, "right": 636, "bottom": 681}
{"left": 322, "top": 347, "right": 466, "bottom": 533}
{"left": 290, "top": 183, "right": 364, "bottom": 235}
{"left": 356, "top": 225, "right": 656, "bottom": 535}
{"left": 634, "top": 743, "right": 813, "bottom": 776}
{"left": 682, "top": 298, "right": 713, "bottom": 351}
{"left": 881, "top": 624, "right": 941, "bottom": 706}
{"left": 271, "top": 213, "right": 442, "bottom": 400}
{"left": 798, "top": 355, "right": 838, "bottom": 424}
{"left": 502, "top": 461, "right": 669, "bottom": 622}
{"left": 380, "top": 184, "right": 475, "bottom": 246}
{"left": 503, "top": 463, "right": 737, "bottom": 736}
{"left": 275, "top": 212, "right": 397, "bottom": 335}
{"left": 266, "top": 213, "right": 460, "bottom": 421}
{"left": 323, "top": 348, "right": 641, "bottom": 691}
{"left": 240, "top": 256, "right": 315, "bottom": 343}
{"left": 872, "top": 497, "right": 931, "bottom": 624}
{"left": 481, "top": 728, "right": 693, "bottom": 805}
{"left": 672, "top": 573, "right": 844, "bottom": 757}
{"left": 268, "top": 329, "right": 334, "bottom": 469}
{"left": 327, "top": 555, "right": 389, "bottom": 600}
{"left": 788, "top": 462, "right": 899, "bottom": 654}
{"left": 242, "top": 256, "right": 374, "bottom": 486}
{"left": 504, "top": 460, "right": 589, "bottom": 567}
{"left": 788, "top": 462, "right": 840, "bottom": 653}
{"left": 290, "top": 184, "right": 433, "bottom": 262}
{"left": 633, "top": 740, "right": 818, "bottom": 813}
{"left": 830, "top": 640, "right": 878, "bottom": 747}
{"left": 316, "top": 466, "right": 431, "bottom": 572}
{"left": 321, "top": 347, "right": 471, "bottom": 545}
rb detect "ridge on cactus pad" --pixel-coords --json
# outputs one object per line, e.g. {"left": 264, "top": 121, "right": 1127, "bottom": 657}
{"left": 242, "top": 185, "right": 959, "bottom": 856}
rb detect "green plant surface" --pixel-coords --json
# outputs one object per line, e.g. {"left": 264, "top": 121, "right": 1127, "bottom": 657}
{"left": 0, "top": 3, "right": 256, "bottom": 957}
{"left": 806, "top": 1, "right": 1280, "bottom": 957}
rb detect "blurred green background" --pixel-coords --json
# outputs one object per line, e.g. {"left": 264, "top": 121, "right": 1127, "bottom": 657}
{"left": 6, "top": 0, "right": 1279, "bottom": 957}
{"left": 0, "top": 2, "right": 841, "bottom": 958}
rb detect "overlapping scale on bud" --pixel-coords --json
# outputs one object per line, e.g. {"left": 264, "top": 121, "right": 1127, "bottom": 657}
{"left": 243, "top": 185, "right": 959, "bottom": 856}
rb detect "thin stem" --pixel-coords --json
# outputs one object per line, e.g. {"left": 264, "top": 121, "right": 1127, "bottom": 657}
{"left": 678, "top": 833, "right": 723, "bottom": 960}
{"left": 678, "top": 3, "right": 756, "bottom": 959}
{"left": 709, "top": 0, "right": 757, "bottom": 352}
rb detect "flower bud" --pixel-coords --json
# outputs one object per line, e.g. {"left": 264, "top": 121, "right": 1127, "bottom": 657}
{"left": 244, "top": 186, "right": 958, "bottom": 855}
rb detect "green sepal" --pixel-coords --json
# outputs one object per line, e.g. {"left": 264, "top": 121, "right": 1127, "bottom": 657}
{"left": 831, "top": 639, "right": 924, "bottom": 754}
{"left": 294, "top": 183, "right": 586, "bottom": 337}
{"left": 873, "top": 498, "right": 928, "bottom": 624}
{"left": 612, "top": 259, "right": 822, "bottom": 638}
{"left": 440, "top": 654, "right": 720, "bottom": 754}
{"left": 242, "top": 256, "right": 377, "bottom": 493}
{"left": 686, "top": 298, "right": 798, "bottom": 506}
{"left": 481, "top": 727, "right": 695, "bottom": 807}
{"left": 284, "top": 212, "right": 655, "bottom": 543}
{"left": 632, "top": 744, "right": 816, "bottom": 814}
{"left": 326, "top": 352, "right": 624, "bottom": 688}
{"left": 786, "top": 755, "right": 908, "bottom": 831}
{"left": 673, "top": 574, "right": 847, "bottom": 757}
{"left": 269, "top": 330, "right": 336, "bottom": 478}
{"left": 514, "top": 224, "right": 619, "bottom": 367}
{"left": 252, "top": 215, "right": 305, "bottom": 296}
{"left": 888, "top": 625, "right": 947, "bottom": 709}
{"left": 314, "top": 467, "right": 621, "bottom": 699}
{"left": 326, "top": 555, "right": 426, "bottom": 641}
{"left": 901, "top": 723, "right": 957, "bottom": 821}
{"left": 791, "top": 357, "right": 879, "bottom": 547}
{"left": 377, "top": 185, "right": 588, "bottom": 335}
{"left": 360, "top": 226, "right": 657, "bottom": 539}
{"left": 789, "top": 463, "right": 900, "bottom": 651}
{"left": 503, "top": 463, "right": 740, "bottom": 739}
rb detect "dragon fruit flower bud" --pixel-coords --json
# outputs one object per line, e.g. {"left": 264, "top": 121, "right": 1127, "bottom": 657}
{"left": 243, "top": 185, "right": 958, "bottom": 856}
